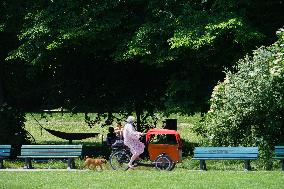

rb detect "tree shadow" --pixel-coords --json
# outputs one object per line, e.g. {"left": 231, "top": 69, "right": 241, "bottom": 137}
{"left": 181, "top": 140, "right": 199, "bottom": 157}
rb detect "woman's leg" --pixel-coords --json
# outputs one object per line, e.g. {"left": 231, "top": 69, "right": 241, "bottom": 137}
{"left": 128, "top": 141, "right": 145, "bottom": 167}
{"left": 128, "top": 153, "right": 139, "bottom": 168}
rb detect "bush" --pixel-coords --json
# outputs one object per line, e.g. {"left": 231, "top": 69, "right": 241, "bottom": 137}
{"left": 0, "top": 103, "right": 30, "bottom": 145}
{"left": 194, "top": 28, "right": 284, "bottom": 169}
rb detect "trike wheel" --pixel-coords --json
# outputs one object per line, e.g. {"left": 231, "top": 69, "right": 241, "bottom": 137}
{"left": 109, "top": 150, "right": 130, "bottom": 170}
{"left": 154, "top": 154, "right": 174, "bottom": 171}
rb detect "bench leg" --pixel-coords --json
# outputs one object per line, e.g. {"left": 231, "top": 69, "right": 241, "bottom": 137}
{"left": 68, "top": 158, "right": 75, "bottom": 169}
{"left": 0, "top": 159, "right": 4, "bottom": 169}
{"left": 244, "top": 160, "right": 251, "bottom": 171}
{"left": 200, "top": 160, "right": 207, "bottom": 170}
{"left": 281, "top": 160, "right": 284, "bottom": 171}
{"left": 24, "top": 158, "right": 33, "bottom": 169}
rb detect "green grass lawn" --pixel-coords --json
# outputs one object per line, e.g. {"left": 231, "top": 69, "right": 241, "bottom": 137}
{"left": 24, "top": 112, "right": 201, "bottom": 144}
{"left": 1, "top": 112, "right": 281, "bottom": 189}
{"left": 21, "top": 112, "right": 282, "bottom": 171}
{"left": 0, "top": 170, "right": 283, "bottom": 189}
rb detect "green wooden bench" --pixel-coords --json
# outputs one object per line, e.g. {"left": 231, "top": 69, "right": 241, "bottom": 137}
{"left": 0, "top": 145, "right": 12, "bottom": 169}
{"left": 192, "top": 147, "right": 258, "bottom": 170}
{"left": 274, "top": 146, "right": 284, "bottom": 171}
{"left": 18, "top": 145, "right": 83, "bottom": 169}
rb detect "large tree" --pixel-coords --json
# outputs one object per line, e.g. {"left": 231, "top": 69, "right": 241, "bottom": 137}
{"left": 1, "top": 0, "right": 284, "bottom": 125}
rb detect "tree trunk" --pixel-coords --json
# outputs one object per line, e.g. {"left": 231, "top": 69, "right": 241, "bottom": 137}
{"left": 135, "top": 108, "right": 142, "bottom": 132}
{"left": 0, "top": 64, "right": 4, "bottom": 104}
{"left": 0, "top": 81, "right": 3, "bottom": 105}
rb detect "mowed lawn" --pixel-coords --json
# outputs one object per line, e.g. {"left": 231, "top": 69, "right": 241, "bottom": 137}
{"left": 0, "top": 170, "right": 283, "bottom": 189}
{"left": 1, "top": 113, "right": 281, "bottom": 189}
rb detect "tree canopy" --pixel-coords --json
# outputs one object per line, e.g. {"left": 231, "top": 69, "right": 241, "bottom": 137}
{"left": 1, "top": 0, "right": 284, "bottom": 118}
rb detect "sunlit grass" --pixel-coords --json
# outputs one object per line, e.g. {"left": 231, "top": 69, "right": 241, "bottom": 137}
{"left": 1, "top": 113, "right": 283, "bottom": 189}
{"left": 25, "top": 112, "right": 108, "bottom": 144}
{"left": 0, "top": 170, "right": 284, "bottom": 189}
{"left": 24, "top": 112, "right": 201, "bottom": 144}
{"left": 20, "top": 112, "right": 283, "bottom": 171}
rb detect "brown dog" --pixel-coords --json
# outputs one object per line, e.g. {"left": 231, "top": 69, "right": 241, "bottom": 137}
{"left": 83, "top": 156, "right": 107, "bottom": 170}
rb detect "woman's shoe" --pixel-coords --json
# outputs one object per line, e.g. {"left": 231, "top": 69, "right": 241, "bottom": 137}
{"left": 127, "top": 164, "right": 134, "bottom": 169}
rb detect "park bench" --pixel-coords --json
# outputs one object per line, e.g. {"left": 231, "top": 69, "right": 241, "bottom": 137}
{"left": 18, "top": 145, "right": 83, "bottom": 169}
{"left": 192, "top": 147, "right": 258, "bottom": 171}
{"left": 0, "top": 145, "right": 11, "bottom": 169}
{"left": 274, "top": 146, "right": 284, "bottom": 171}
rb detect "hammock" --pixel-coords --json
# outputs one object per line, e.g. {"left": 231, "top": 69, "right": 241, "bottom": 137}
{"left": 30, "top": 113, "right": 100, "bottom": 144}
{"left": 43, "top": 128, "right": 100, "bottom": 141}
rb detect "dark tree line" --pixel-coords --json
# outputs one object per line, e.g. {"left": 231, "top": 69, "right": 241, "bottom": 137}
{"left": 0, "top": 0, "right": 284, "bottom": 140}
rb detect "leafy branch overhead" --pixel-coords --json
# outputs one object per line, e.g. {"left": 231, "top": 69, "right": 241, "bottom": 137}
{"left": 5, "top": 0, "right": 266, "bottom": 66}
{"left": 1, "top": 0, "right": 284, "bottom": 115}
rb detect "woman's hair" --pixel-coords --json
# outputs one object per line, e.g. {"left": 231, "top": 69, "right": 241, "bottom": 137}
{"left": 126, "top": 116, "right": 135, "bottom": 123}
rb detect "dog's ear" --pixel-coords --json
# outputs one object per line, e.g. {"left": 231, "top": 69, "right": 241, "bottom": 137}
{"left": 85, "top": 156, "right": 89, "bottom": 160}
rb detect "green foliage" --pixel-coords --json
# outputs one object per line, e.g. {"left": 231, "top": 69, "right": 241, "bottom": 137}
{"left": 5, "top": 0, "right": 127, "bottom": 64}
{"left": 196, "top": 28, "right": 284, "bottom": 168}
{"left": 5, "top": 0, "right": 266, "bottom": 66}
{"left": 118, "top": 1, "right": 265, "bottom": 65}
{"left": 2, "top": 0, "right": 284, "bottom": 117}
{"left": 0, "top": 103, "right": 30, "bottom": 145}
{"left": 168, "top": 15, "right": 263, "bottom": 50}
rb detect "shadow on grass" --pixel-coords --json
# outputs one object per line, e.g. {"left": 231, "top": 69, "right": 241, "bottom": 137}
{"left": 181, "top": 140, "right": 199, "bottom": 157}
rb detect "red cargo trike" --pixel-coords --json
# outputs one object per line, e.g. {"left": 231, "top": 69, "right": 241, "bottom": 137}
{"left": 109, "top": 128, "right": 182, "bottom": 171}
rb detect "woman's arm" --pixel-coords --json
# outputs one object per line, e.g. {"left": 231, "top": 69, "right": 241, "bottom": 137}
{"left": 126, "top": 124, "right": 142, "bottom": 139}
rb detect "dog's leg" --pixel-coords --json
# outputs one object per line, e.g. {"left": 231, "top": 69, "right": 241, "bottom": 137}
{"left": 83, "top": 162, "right": 90, "bottom": 169}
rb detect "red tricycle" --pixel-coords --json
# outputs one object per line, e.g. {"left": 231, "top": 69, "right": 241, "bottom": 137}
{"left": 109, "top": 128, "right": 182, "bottom": 171}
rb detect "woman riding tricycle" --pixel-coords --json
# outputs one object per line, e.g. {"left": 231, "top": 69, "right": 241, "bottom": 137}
{"left": 109, "top": 116, "right": 182, "bottom": 171}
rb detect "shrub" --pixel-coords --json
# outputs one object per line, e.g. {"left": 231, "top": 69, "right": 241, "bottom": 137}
{"left": 195, "top": 28, "right": 284, "bottom": 169}
{"left": 0, "top": 103, "right": 30, "bottom": 145}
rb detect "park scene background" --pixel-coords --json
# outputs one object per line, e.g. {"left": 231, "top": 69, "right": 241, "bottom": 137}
{"left": 0, "top": 0, "right": 284, "bottom": 188}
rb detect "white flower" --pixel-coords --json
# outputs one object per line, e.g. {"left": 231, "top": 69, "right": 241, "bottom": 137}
{"left": 270, "top": 66, "right": 282, "bottom": 77}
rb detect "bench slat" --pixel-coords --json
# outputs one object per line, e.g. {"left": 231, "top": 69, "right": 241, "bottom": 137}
{"left": 20, "top": 145, "right": 82, "bottom": 157}
{"left": 20, "top": 153, "right": 82, "bottom": 156}
{"left": 0, "top": 149, "right": 11, "bottom": 154}
{"left": 21, "top": 149, "right": 81, "bottom": 155}
{"left": 21, "top": 149, "right": 82, "bottom": 153}
{"left": 18, "top": 156, "right": 79, "bottom": 158}
{"left": 194, "top": 147, "right": 258, "bottom": 154}
{"left": 21, "top": 145, "right": 82, "bottom": 149}
{"left": 0, "top": 145, "right": 12, "bottom": 149}
{"left": 21, "top": 149, "right": 82, "bottom": 152}
{"left": 19, "top": 145, "right": 82, "bottom": 156}
{"left": 193, "top": 147, "right": 258, "bottom": 160}
{"left": 274, "top": 146, "right": 284, "bottom": 161}
{"left": 0, "top": 149, "right": 11, "bottom": 153}
{"left": 275, "top": 149, "right": 284, "bottom": 154}
{"left": 193, "top": 154, "right": 258, "bottom": 159}
{"left": 192, "top": 157, "right": 256, "bottom": 160}
{"left": 0, "top": 145, "right": 11, "bottom": 158}
{"left": 0, "top": 153, "right": 11, "bottom": 157}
